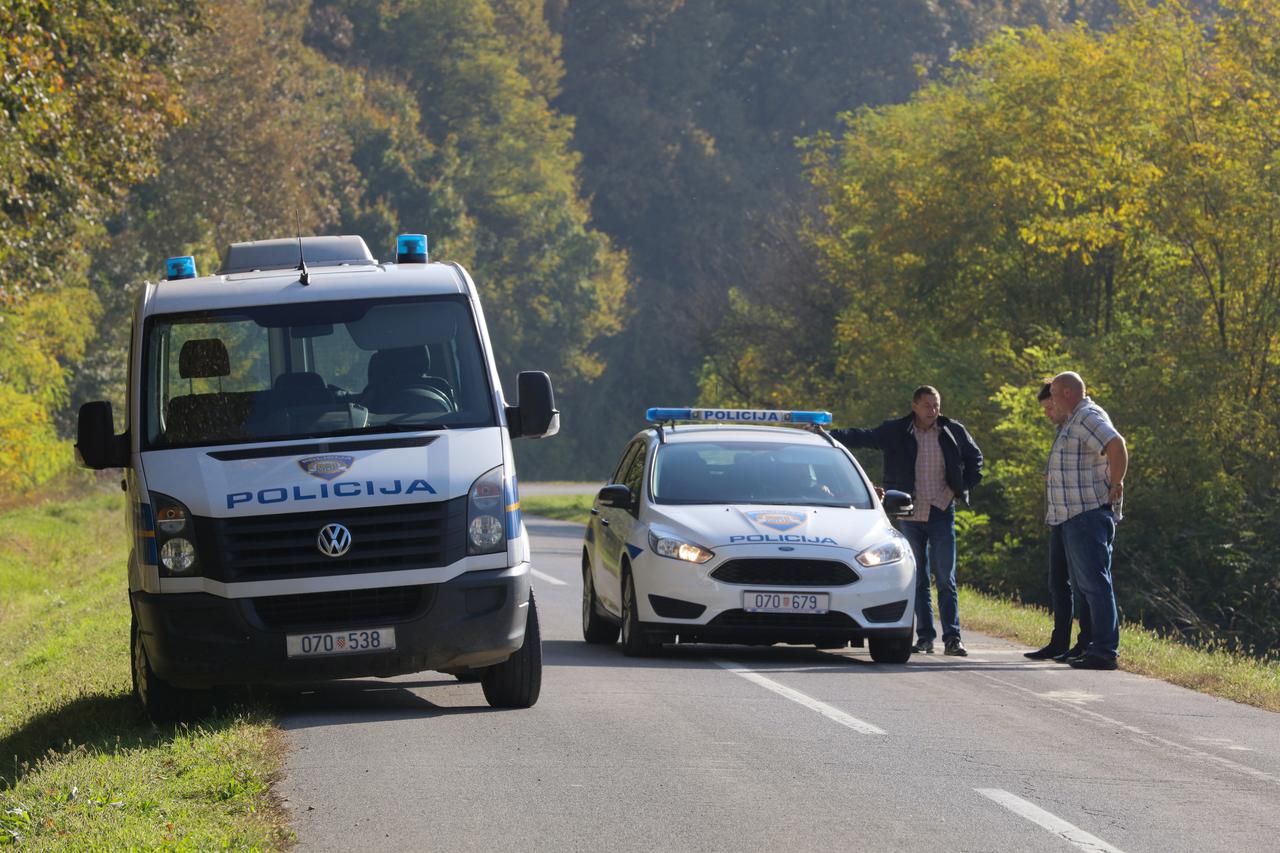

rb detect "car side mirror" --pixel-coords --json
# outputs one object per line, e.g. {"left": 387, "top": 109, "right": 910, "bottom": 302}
{"left": 76, "top": 401, "right": 129, "bottom": 470}
{"left": 597, "top": 484, "right": 632, "bottom": 510}
{"left": 882, "top": 489, "right": 914, "bottom": 518}
{"left": 506, "top": 371, "right": 560, "bottom": 439}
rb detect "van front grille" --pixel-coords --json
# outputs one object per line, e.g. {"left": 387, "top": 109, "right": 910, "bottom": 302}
{"left": 193, "top": 497, "right": 466, "bottom": 582}
{"left": 252, "top": 585, "right": 430, "bottom": 630}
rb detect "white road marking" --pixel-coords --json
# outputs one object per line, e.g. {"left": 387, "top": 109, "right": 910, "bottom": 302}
{"left": 975, "top": 672, "right": 1280, "bottom": 787}
{"left": 530, "top": 569, "right": 566, "bottom": 586}
{"left": 977, "top": 788, "right": 1126, "bottom": 853}
{"left": 712, "top": 660, "right": 885, "bottom": 735}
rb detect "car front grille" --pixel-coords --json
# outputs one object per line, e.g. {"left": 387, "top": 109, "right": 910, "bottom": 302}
{"left": 705, "top": 609, "right": 859, "bottom": 631}
{"left": 193, "top": 496, "right": 466, "bottom": 582}
{"left": 710, "top": 558, "right": 858, "bottom": 586}
{"left": 252, "top": 584, "right": 431, "bottom": 630}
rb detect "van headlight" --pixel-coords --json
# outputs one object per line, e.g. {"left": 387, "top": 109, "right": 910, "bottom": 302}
{"left": 467, "top": 466, "right": 507, "bottom": 555}
{"left": 648, "top": 530, "right": 714, "bottom": 564}
{"left": 150, "top": 492, "right": 199, "bottom": 576}
{"left": 855, "top": 537, "right": 908, "bottom": 568}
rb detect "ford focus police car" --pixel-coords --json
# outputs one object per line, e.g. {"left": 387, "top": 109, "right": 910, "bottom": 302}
{"left": 581, "top": 408, "right": 918, "bottom": 663}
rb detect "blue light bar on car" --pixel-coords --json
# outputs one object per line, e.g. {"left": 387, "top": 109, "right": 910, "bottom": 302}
{"left": 396, "top": 233, "right": 428, "bottom": 263}
{"left": 644, "top": 407, "right": 833, "bottom": 425}
{"left": 164, "top": 256, "right": 197, "bottom": 280}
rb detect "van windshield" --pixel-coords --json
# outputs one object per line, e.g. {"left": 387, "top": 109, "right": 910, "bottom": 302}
{"left": 652, "top": 441, "right": 874, "bottom": 508}
{"left": 143, "top": 295, "right": 495, "bottom": 448}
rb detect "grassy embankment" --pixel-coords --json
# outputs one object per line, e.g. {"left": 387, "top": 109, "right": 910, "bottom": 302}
{"left": 0, "top": 481, "right": 289, "bottom": 850}
{"left": 521, "top": 493, "right": 1280, "bottom": 713}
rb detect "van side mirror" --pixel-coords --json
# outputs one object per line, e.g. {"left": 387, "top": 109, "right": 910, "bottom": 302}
{"left": 882, "top": 489, "right": 914, "bottom": 518}
{"left": 506, "top": 371, "right": 560, "bottom": 439}
{"left": 76, "top": 401, "right": 129, "bottom": 469}
{"left": 597, "top": 484, "right": 632, "bottom": 509}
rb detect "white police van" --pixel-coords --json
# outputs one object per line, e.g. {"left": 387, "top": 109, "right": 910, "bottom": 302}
{"left": 75, "top": 234, "right": 558, "bottom": 718}
{"left": 582, "top": 408, "right": 918, "bottom": 662}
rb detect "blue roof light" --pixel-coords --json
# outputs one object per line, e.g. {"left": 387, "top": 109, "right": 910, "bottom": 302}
{"left": 164, "top": 256, "right": 197, "bottom": 280}
{"left": 645, "top": 407, "right": 832, "bottom": 426}
{"left": 396, "top": 233, "right": 428, "bottom": 263}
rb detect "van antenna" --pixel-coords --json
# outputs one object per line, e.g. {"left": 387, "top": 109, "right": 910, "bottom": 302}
{"left": 295, "top": 211, "right": 310, "bottom": 286}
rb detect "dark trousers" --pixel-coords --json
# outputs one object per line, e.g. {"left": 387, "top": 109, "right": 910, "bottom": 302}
{"left": 1048, "top": 523, "right": 1091, "bottom": 651}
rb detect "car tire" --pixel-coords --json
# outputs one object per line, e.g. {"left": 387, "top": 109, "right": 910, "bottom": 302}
{"left": 868, "top": 635, "right": 913, "bottom": 664}
{"left": 131, "top": 612, "right": 203, "bottom": 722}
{"left": 582, "top": 554, "right": 619, "bottom": 645}
{"left": 620, "top": 570, "right": 662, "bottom": 658}
{"left": 481, "top": 591, "right": 543, "bottom": 708}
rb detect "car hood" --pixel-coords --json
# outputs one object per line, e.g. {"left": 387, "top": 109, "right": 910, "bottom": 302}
{"left": 645, "top": 503, "right": 895, "bottom": 554}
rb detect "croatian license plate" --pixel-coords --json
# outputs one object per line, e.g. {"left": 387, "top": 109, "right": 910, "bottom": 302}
{"left": 743, "top": 591, "right": 829, "bottom": 614}
{"left": 286, "top": 627, "right": 396, "bottom": 658}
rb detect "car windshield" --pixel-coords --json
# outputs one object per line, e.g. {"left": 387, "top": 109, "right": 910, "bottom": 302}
{"left": 143, "top": 294, "right": 495, "bottom": 448}
{"left": 652, "top": 440, "right": 874, "bottom": 508}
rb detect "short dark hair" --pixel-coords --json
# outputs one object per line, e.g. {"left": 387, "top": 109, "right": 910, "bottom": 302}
{"left": 1037, "top": 382, "right": 1052, "bottom": 402}
{"left": 912, "top": 385, "right": 940, "bottom": 402}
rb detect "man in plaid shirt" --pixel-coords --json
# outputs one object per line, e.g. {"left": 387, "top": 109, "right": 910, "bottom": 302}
{"left": 1046, "top": 372, "right": 1128, "bottom": 670}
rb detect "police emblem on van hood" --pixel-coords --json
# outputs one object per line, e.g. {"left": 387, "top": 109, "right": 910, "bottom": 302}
{"left": 299, "top": 455, "right": 354, "bottom": 481}
{"left": 743, "top": 510, "right": 807, "bottom": 532}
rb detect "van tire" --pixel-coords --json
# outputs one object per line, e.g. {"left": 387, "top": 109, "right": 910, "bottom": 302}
{"left": 620, "top": 570, "right": 662, "bottom": 658}
{"left": 481, "top": 591, "right": 542, "bottom": 708}
{"left": 868, "top": 635, "right": 913, "bottom": 664}
{"left": 582, "top": 555, "right": 619, "bottom": 645}
{"left": 131, "top": 612, "right": 202, "bottom": 722}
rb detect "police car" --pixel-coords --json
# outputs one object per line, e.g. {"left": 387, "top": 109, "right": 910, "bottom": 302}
{"left": 581, "top": 408, "right": 918, "bottom": 662}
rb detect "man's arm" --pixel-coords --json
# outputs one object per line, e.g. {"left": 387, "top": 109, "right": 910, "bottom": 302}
{"left": 1104, "top": 435, "right": 1127, "bottom": 504}
{"left": 957, "top": 423, "right": 983, "bottom": 491}
{"left": 828, "top": 425, "right": 884, "bottom": 450}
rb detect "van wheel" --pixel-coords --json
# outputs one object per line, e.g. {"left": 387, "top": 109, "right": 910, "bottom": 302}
{"left": 868, "top": 635, "right": 913, "bottom": 664}
{"left": 620, "top": 571, "right": 662, "bottom": 658}
{"left": 131, "top": 613, "right": 201, "bottom": 722}
{"left": 481, "top": 591, "right": 542, "bottom": 708}
{"left": 582, "top": 555, "right": 619, "bottom": 645}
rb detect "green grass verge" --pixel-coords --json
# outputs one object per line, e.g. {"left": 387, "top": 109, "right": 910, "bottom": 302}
{"left": 522, "top": 492, "right": 1280, "bottom": 713}
{"left": 0, "top": 491, "right": 289, "bottom": 850}
{"left": 520, "top": 493, "right": 594, "bottom": 524}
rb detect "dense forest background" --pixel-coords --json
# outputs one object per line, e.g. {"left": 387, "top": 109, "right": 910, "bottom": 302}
{"left": 3, "top": 0, "right": 1277, "bottom": 656}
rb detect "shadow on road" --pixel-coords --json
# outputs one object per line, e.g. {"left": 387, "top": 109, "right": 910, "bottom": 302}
{"left": 542, "top": 638, "right": 1054, "bottom": 675}
{"left": 271, "top": 676, "right": 504, "bottom": 728}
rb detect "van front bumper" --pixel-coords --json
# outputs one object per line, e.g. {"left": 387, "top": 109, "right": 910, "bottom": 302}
{"left": 132, "top": 564, "right": 530, "bottom": 688}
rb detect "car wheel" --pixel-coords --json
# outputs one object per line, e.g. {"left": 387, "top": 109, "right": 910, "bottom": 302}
{"left": 868, "top": 635, "right": 913, "bottom": 664}
{"left": 620, "top": 570, "right": 662, "bottom": 657}
{"left": 481, "top": 591, "right": 543, "bottom": 708}
{"left": 131, "top": 612, "right": 202, "bottom": 722}
{"left": 582, "top": 554, "right": 619, "bottom": 645}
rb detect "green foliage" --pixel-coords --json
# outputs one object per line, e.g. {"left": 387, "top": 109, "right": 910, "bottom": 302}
{"left": 703, "top": 0, "right": 1280, "bottom": 655}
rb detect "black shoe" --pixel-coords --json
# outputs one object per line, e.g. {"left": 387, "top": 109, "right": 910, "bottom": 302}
{"left": 1068, "top": 655, "right": 1118, "bottom": 671}
{"left": 1053, "top": 644, "right": 1086, "bottom": 663}
{"left": 1024, "top": 644, "right": 1065, "bottom": 660}
{"left": 913, "top": 639, "right": 935, "bottom": 654}
{"left": 944, "top": 638, "right": 968, "bottom": 657}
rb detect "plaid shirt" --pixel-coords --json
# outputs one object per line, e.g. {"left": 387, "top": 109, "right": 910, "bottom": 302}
{"left": 908, "top": 422, "right": 954, "bottom": 522}
{"left": 1045, "top": 396, "right": 1121, "bottom": 525}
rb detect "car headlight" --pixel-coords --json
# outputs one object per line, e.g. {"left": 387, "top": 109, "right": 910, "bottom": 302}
{"left": 467, "top": 466, "right": 507, "bottom": 555}
{"left": 150, "top": 492, "right": 199, "bottom": 576}
{"left": 856, "top": 537, "right": 908, "bottom": 568}
{"left": 648, "top": 530, "right": 714, "bottom": 564}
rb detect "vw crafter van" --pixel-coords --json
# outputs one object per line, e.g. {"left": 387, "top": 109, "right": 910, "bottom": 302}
{"left": 76, "top": 234, "right": 558, "bottom": 718}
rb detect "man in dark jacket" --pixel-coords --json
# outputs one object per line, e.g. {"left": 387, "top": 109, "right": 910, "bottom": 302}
{"left": 830, "top": 386, "right": 983, "bottom": 656}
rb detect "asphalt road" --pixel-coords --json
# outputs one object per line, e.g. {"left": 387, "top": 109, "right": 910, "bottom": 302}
{"left": 278, "top": 518, "right": 1280, "bottom": 852}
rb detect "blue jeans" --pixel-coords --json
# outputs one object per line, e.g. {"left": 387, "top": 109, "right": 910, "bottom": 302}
{"left": 899, "top": 503, "right": 959, "bottom": 643}
{"left": 1049, "top": 524, "right": 1091, "bottom": 652}
{"left": 1060, "top": 506, "right": 1119, "bottom": 659}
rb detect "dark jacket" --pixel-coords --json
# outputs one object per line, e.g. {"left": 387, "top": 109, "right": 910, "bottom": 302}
{"left": 831, "top": 413, "right": 983, "bottom": 504}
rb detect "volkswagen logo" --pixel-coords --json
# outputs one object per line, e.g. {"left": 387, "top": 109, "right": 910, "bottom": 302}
{"left": 317, "top": 523, "right": 352, "bottom": 557}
